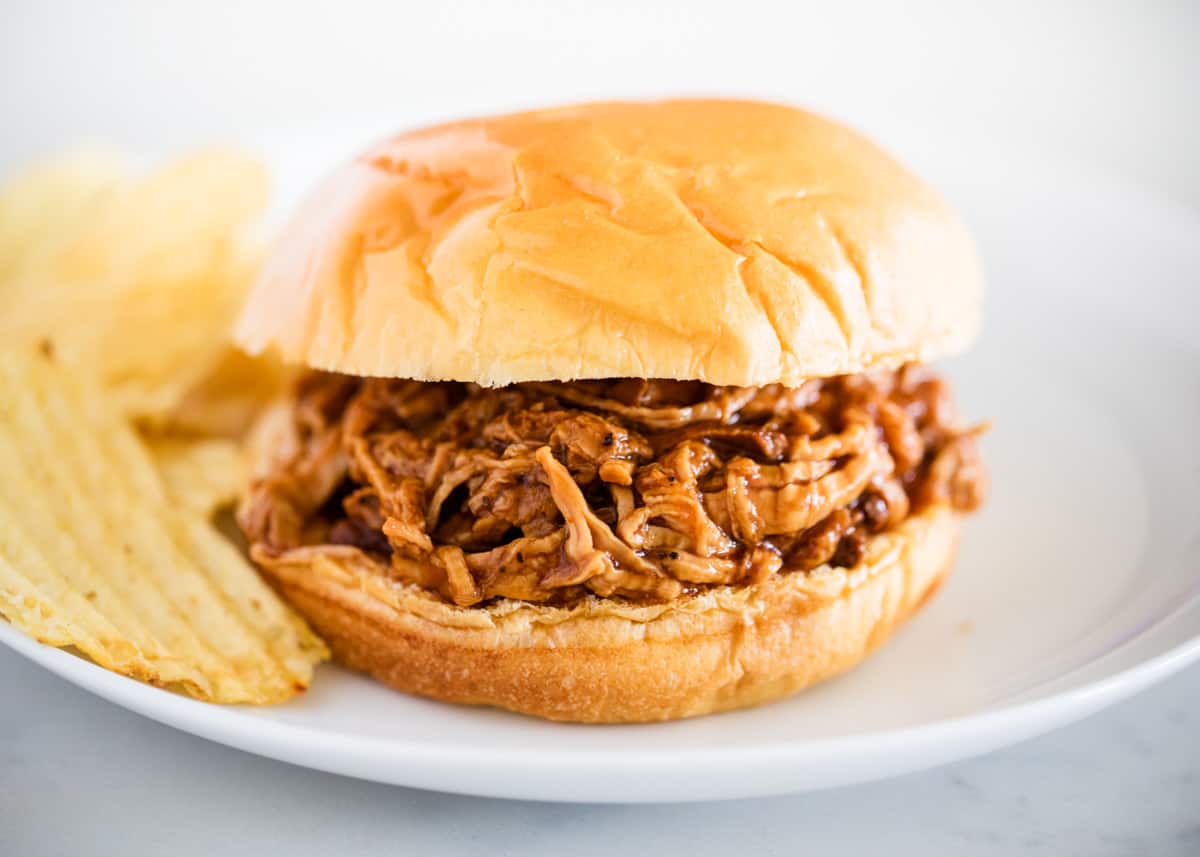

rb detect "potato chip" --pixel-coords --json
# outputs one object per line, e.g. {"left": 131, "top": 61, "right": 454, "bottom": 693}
{"left": 0, "top": 149, "right": 128, "bottom": 286}
{"left": 0, "top": 150, "right": 270, "bottom": 422}
{"left": 0, "top": 349, "right": 327, "bottom": 703}
{"left": 145, "top": 435, "right": 242, "bottom": 517}
{"left": 150, "top": 346, "right": 293, "bottom": 439}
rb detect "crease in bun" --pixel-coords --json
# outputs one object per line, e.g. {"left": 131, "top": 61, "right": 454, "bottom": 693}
{"left": 235, "top": 99, "right": 983, "bottom": 386}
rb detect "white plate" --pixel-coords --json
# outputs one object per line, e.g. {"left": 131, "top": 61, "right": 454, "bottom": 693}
{"left": 3, "top": 124, "right": 1200, "bottom": 803}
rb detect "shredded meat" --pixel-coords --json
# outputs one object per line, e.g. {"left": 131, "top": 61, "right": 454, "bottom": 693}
{"left": 240, "top": 365, "right": 986, "bottom": 606}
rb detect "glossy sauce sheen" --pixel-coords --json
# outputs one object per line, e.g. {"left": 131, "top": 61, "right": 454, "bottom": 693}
{"left": 240, "top": 367, "right": 985, "bottom": 607}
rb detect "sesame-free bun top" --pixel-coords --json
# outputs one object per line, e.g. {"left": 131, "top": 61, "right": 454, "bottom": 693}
{"left": 235, "top": 99, "right": 983, "bottom": 386}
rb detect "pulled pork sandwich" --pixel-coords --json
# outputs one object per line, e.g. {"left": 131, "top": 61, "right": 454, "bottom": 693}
{"left": 234, "top": 100, "right": 986, "bottom": 722}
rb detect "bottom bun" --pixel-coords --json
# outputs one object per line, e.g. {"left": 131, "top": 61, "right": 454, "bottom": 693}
{"left": 253, "top": 505, "right": 959, "bottom": 723}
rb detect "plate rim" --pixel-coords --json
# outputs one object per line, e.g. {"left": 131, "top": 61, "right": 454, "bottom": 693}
{"left": 3, "top": 606, "right": 1199, "bottom": 801}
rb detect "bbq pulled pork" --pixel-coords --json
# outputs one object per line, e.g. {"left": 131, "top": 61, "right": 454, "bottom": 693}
{"left": 240, "top": 367, "right": 985, "bottom": 607}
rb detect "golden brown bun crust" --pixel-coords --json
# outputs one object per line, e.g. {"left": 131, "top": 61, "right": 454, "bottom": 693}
{"left": 253, "top": 505, "right": 958, "bottom": 722}
{"left": 235, "top": 100, "right": 983, "bottom": 386}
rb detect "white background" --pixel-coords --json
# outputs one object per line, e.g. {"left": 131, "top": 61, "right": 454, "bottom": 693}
{"left": 4, "top": 1, "right": 1199, "bottom": 205}
{"left": 3, "top": 2, "right": 1199, "bottom": 854}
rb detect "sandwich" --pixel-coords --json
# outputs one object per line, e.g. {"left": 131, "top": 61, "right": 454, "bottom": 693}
{"left": 234, "top": 99, "right": 986, "bottom": 722}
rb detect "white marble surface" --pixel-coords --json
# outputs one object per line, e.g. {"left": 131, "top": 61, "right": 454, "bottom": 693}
{"left": 2, "top": 648, "right": 1197, "bottom": 855}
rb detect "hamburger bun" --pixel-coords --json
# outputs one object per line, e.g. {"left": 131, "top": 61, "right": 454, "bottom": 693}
{"left": 252, "top": 503, "right": 957, "bottom": 723}
{"left": 235, "top": 100, "right": 982, "bottom": 722}
{"left": 235, "top": 99, "right": 983, "bottom": 387}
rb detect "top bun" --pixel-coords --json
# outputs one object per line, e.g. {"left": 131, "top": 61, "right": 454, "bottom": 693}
{"left": 235, "top": 100, "right": 983, "bottom": 386}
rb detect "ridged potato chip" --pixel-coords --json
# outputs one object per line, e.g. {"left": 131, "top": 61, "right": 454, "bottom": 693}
{"left": 0, "top": 149, "right": 128, "bottom": 285}
{"left": 154, "top": 346, "right": 292, "bottom": 439}
{"left": 0, "top": 150, "right": 270, "bottom": 422}
{"left": 146, "top": 435, "right": 243, "bottom": 517}
{"left": 0, "top": 349, "right": 327, "bottom": 703}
